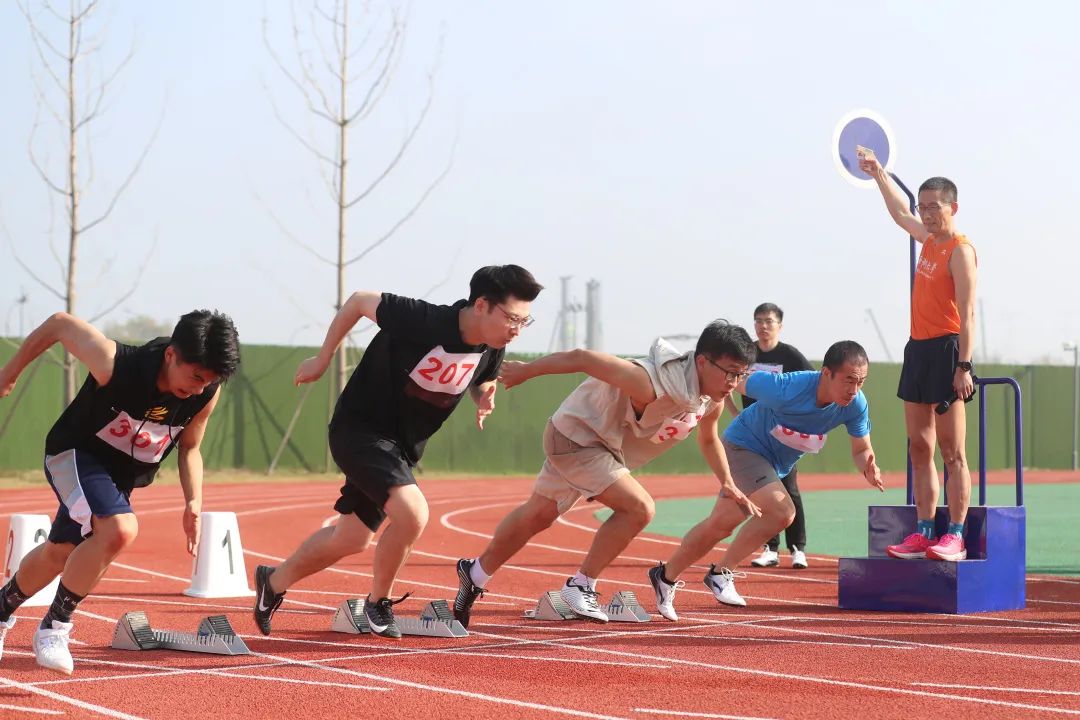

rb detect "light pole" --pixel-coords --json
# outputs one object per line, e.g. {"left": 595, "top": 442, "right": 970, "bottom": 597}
{"left": 1065, "top": 342, "right": 1079, "bottom": 472}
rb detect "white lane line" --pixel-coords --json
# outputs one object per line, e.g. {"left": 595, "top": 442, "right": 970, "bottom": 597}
{"left": 0, "top": 676, "right": 146, "bottom": 720}
{"left": 248, "top": 647, "right": 633, "bottom": 720}
{"left": 446, "top": 650, "right": 667, "bottom": 669}
{"left": 468, "top": 627, "right": 1080, "bottom": 716}
{"left": 435, "top": 502, "right": 1080, "bottom": 630}
{"left": 0, "top": 703, "right": 65, "bottom": 716}
{"left": 911, "top": 683, "right": 1080, "bottom": 696}
{"left": 633, "top": 710, "right": 780, "bottom": 720}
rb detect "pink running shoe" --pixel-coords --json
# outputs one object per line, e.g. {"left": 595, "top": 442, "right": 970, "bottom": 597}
{"left": 926, "top": 533, "right": 967, "bottom": 561}
{"left": 886, "top": 533, "right": 935, "bottom": 559}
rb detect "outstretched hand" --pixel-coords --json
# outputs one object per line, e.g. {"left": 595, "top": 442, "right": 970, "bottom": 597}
{"left": 857, "top": 145, "right": 882, "bottom": 175}
{"left": 183, "top": 504, "right": 201, "bottom": 556}
{"left": 864, "top": 453, "right": 884, "bottom": 492}
{"left": 726, "top": 483, "right": 763, "bottom": 518}
{"left": 476, "top": 384, "right": 496, "bottom": 430}
{"left": 498, "top": 361, "right": 532, "bottom": 389}
{"left": 294, "top": 356, "right": 327, "bottom": 386}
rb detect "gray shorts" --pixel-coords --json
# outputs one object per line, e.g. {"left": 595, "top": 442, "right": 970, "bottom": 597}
{"left": 721, "top": 439, "right": 781, "bottom": 497}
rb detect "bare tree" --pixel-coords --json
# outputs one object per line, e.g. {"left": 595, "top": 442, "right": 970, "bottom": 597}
{"left": 15, "top": 0, "right": 160, "bottom": 404}
{"left": 262, "top": 0, "right": 453, "bottom": 403}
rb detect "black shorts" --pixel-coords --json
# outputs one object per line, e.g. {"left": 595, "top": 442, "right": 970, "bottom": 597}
{"left": 328, "top": 423, "right": 416, "bottom": 532}
{"left": 43, "top": 449, "right": 134, "bottom": 546}
{"left": 897, "top": 334, "right": 958, "bottom": 404}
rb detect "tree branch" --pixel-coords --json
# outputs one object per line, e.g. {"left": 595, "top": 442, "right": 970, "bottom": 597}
{"left": 344, "top": 140, "right": 454, "bottom": 266}
{"left": 344, "top": 73, "right": 433, "bottom": 209}
{"left": 9, "top": 246, "right": 66, "bottom": 302}
{"left": 80, "top": 102, "right": 164, "bottom": 234}
{"left": 264, "top": 86, "right": 338, "bottom": 166}
{"left": 86, "top": 234, "right": 156, "bottom": 323}
{"left": 262, "top": 14, "right": 339, "bottom": 124}
{"left": 345, "top": 13, "right": 402, "bottom": 125}
{"left": 252, "top": 190, "right": 337, "bottom": 266}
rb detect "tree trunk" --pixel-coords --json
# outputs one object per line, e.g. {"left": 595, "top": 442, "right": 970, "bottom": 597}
{"left": 64, "top": 3, "right": 79, "bottom": 406}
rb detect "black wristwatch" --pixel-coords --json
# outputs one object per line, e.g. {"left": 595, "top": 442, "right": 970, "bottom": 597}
{"left": 957, "top": 361, "right": 973, "bottom": 373}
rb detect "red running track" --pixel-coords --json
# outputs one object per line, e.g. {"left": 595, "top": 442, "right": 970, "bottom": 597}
{"left": 1, "top": 473, "right": 1078, "bottom": 720}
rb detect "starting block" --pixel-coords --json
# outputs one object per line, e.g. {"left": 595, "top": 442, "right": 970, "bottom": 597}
{"left": 330, "top": 598, "right": 468, "bottom": 638}
{"left": 111, "top": 611, "right": 251, "bottom": 655}
{"left": 524, "top": 590, "right": 650, "bottom": 623}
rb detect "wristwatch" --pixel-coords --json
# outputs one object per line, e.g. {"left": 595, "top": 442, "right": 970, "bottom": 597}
{"left": 957, "top": 361, "right": 973, "bottom": 373}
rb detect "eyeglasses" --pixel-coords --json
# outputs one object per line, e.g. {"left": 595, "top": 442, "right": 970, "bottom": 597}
{"left": 915, "top": 202, "right": 952, "bottom": 215}
{"left": 705, "top": 356, "right": 751, "bottom": 383}
{"left": 496, "top": 305, "right": 534, "bottom": 329}
{"left": 753, "top": 317, "right": 778, "bottom": 327}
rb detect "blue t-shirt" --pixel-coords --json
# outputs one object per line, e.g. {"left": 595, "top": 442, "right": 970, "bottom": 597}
{"left": 723, "top": 371, "right": 871, "bottom": 478}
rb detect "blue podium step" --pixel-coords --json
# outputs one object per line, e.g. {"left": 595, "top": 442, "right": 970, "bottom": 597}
{"left": 838, "top": 505, "right": 1026, "bottom": 613}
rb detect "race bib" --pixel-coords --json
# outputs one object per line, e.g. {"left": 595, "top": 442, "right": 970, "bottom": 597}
{"left": 751, "top": 362, "right": 784, "bottom": 375}
{"left": 652, "top": 412, "right": 703, "bottom": 444}
{"left": 409, "top": 346, "right": 484, "bottom": 396}
{"left": 95, "top": 411, "right": 182, "bottom": 463}
{"left": 770, "top": 424, "right": 827, "bottom": 453}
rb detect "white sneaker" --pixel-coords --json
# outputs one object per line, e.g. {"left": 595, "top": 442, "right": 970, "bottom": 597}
{"left": 33, "top": 620, "right": 74, "bottom": 675}
{"left": 750, "top": 548, "right": 779, "bottom": 567}
{"left": 703, "top": 565, "right": 747, "bottom": 607}
{"left": 648, "top": 563, "right": 684, "bottom": 622}
{"left": 791, "top": 548, "right": 808, "bottom": 569}
{"left": 0, "top": 616, "right": 15, "bottom": 662}
{"left": 559, "top": 578, "right": 608, "bottom": 622}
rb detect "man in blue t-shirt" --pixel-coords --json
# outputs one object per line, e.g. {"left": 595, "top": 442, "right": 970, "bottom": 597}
{"left": 648, "top": 341, "right": 884, "bottom": 620}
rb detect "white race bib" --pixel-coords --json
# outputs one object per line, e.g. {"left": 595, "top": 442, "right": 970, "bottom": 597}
{"left": 770, "top": 424, "right": 827, "bottom": 453}
{"left": 751, "top": 362, "right": 784, "bottom": 375}
{"left": 95, "top": 411, "right": 182, "bottom": 463}
{"left": 409, "top": 346, "right": 484, "bottom": 396}
{"left": 652, "top": 412, "right": 703, "bottom": 444}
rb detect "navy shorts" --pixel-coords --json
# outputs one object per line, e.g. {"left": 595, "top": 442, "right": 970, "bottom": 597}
{"left": 43, "top": 450, "right": 133, "bottom": 546}
{"left": 897, "top": 334, "right": 959, "bottom": 404}
{"left": 328, "top": 423, "right": 416, "bottom": 533}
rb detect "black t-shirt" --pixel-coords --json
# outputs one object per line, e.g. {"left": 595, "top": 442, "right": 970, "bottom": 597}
{"left": 332, "top": 293, "right": 504, "bottom": 465}
{"left": 740, "top": 341, "right": 814, "bottom": 409}
{"left": 45, "top": 338, "right": 219, "bottom": 491}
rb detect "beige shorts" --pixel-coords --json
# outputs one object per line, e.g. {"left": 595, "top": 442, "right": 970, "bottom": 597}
{"left": 533, "top": 420, "right": 632, "bottom": 514}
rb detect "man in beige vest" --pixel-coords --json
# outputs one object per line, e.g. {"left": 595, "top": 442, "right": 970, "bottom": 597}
{"left": 452, "top": 320, "right": 760, "bottom": 626}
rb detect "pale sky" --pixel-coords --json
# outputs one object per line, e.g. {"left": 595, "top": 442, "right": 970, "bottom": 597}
{"left": 2, "top": 1, "right": 1078, "bottom": 365}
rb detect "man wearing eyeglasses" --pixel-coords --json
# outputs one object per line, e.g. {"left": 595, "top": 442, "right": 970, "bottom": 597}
{"left": 251, "top": 265, "right": 543, "bottom": 639}
{"left": 452, "top": 321, "right": 761, "bottom": 626}
{"left": 729, "top": 303, "right": 815, "bottom": 570}
{"left": 859, "top": 150, "right": 978, "bottom": 563}
{"left": 651, "top": 341, "right": 883, "bottom": 618}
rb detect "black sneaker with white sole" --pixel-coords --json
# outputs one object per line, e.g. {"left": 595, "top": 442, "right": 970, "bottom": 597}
{"left": 363, "top": 592, "right": 412, "bottom": 639}
{"left": 453, "top": 559, "right": 485, "bottom": 629}
{"left": 253, "top": 565, "right": 285, "bottom": 636}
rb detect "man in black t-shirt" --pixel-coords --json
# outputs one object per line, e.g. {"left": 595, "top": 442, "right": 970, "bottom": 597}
{"left": 253, "top": 265, "right": 543, "bottom": 639}
{"left": 727, "top": 303, "right": 814, "bottom": 570}
{"left": 0, "top": 310, "right": 240, "bottom": 675}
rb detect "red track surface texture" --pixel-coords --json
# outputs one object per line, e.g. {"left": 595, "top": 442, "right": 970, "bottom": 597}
{"left": 1, "top": 475, "right": 1078, "bottom": 720}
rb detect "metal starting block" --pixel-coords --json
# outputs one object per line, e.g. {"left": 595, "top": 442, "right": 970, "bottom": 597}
{"left": 524, "top": 590, "right": 651, "bottom": 623}
{"left": 330, "top": 598, "right": 468, "bottom": 638}
{"left": 111, "top": 611, "right": 250, "bottom": 655}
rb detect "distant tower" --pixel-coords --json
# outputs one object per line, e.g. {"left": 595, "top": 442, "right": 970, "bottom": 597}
{"left": 585, "top": 279, "right": 602, "bottom": 350}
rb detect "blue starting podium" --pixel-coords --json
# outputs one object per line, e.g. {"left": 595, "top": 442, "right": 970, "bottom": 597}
{"left": 838, "top": 377, "right": 1026, "bottom": 613}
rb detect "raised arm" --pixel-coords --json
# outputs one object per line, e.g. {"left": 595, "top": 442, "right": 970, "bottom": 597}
{"left": 294, "top": 291, "right": 382, "bottom": 385}
{"left": 498, "top": 349, "right": 657, "bottom": 407}
{"left": 858, "top": 149, "right": 931, "bottom": 243}
{"left": 0, "top": 312, "right": 115, "bottom": 397}
{"left": 850, "top": 434, "right": 883, "bottom": 491}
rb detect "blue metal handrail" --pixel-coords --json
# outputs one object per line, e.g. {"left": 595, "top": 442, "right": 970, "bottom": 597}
{"left": 977, "top": 376, "right": 1024, "bottom": 506}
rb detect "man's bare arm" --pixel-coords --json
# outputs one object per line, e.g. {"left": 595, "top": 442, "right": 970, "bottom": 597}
{"left": 499, "top": 349, "right": 656, "bottom": 406}
{"left": 858, "top": 148, "right": 931, "bottom": 243}
{"left": 0, "top": 313, "right": 116, "bottom": 396}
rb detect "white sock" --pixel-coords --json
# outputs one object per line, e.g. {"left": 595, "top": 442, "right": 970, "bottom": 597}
{"left": 572, "top": 571, "right": 597, "bottom": 591}
{"left": 469, "top": 558, "right": 491, "bottom": 588}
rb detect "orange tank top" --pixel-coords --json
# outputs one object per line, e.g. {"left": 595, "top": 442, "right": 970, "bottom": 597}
{"left": 910, "top": 234, "right": 975, "bottom": 340}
